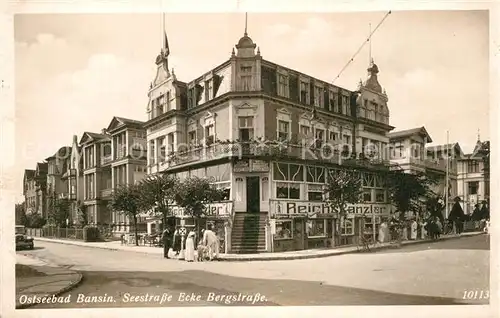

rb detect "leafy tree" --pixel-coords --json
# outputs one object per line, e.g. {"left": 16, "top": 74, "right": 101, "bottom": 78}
{"left": 108, "top": 184, "right": 143, "bottom": 246}
{"left": 386, "top": 169, "right": 438, "bottom": 222}
{"left": 174, "top": 176, "right": 226, "bottom": 234}
{"left": 16, "top": 202, "right": 26, "bottom": 225}
{"left": 47, "top": 193, "right": 71, "bottom": 228}
{"left": 138, "top": 173, "right": 179, "bottom": 232}
{"left": 76, "top": 200, "right": 89, "bottom": 227}
{"left": 26, "top": 213, "right": 47, "bottom": 228}
{"left": 324, "top": 169, "right": 363, "bottom": 242}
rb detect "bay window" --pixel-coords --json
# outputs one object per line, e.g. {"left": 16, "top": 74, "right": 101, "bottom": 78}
{"left": 273, "top": 163, "right": 303, "bottom": 199}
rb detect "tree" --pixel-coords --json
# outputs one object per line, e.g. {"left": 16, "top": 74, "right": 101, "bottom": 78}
{"left": 386, "top": 169, "right": 438, "bottom": 221}
{"left": 324, "top": 169, "right": 363, "bottom": 242}
{"left": 47, "top": 193, "right": 71, "bottom": 228}
{"left": 174, "top": 176, "right": 226, "bottom": 234}
{"left": 16, "top": 202, "right": 26, "bottom": 225}
{"left": 76, "top": 200, "right": 89, "bottom": 227}
{"left": 108, "top": 184, "right": 143, "bottom": 246}
{"left": 138, "top": 173, "right": 179, "bottom": 232}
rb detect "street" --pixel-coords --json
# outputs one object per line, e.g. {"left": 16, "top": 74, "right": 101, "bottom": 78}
{"left": 17, "top": 234, "right": 490, "bottom": 307}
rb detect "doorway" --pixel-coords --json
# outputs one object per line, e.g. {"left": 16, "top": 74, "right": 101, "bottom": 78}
{"left": 246, "top": 176, "right": 260, "bottom": 213}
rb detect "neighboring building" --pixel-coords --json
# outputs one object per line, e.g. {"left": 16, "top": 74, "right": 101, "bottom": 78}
{"left": 388, "top": 127, "right": 462, "bottom": 219}
{"left": 425, "top": 142, "right": 463, "bottom": 218}
{"left": 33, "top": 162, "right": 48, "bottom": 218}
{"left": 457, "top": 138, "right": 490, "bottom": 215}
{"left": 62, "top": 135, "right": 85, "bottom": 225}
{"left": 143, "top": 28, "right": 394, "bottom": 253}
{"left": 45, "top": 146, "right": 72, "bottom": 218}
{"left": 105, "top": 116, "right": 148, "bottom": 234}
{"left": 23, "top": 169, "right": 36, "bottom": 214}
{"left": 79, "top": 131, "right": 113, "bottom": 226}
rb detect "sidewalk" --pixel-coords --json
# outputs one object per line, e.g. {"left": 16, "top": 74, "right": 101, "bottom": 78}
{"left": 32, "top": 231, "right": 484, "bottom": 262}
{"left": 16, "top": 254, "right": 83, "bottom": 309}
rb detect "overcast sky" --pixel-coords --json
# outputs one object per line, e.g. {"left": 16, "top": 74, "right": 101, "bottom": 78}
{"left": 13, "top": 11, "right": 489, "bottom": 200}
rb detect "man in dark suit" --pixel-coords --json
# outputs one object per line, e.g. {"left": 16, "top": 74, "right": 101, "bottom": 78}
{"left": 162, "top": 226, "right": 172, "bottom": 259}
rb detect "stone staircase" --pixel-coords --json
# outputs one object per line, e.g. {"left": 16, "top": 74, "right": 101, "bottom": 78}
{"left": 230, "top": 213, "right": 267, "bottom": 254}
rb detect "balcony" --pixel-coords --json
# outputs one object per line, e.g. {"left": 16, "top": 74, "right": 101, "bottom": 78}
{"left": 165, "top": 140, "right": 345, "bottom": 168}
{"left": 57, "top": 192, "right": 69, "bottom": 200}
{"left": 101, "top": 155, "right": 112, "bottom": 166}
{"left": 100, "top": 188, "right": 113, "bottom": 198}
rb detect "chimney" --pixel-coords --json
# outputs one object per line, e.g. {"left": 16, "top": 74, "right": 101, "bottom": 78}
{"left": 101, "top": 128, "right": 108, "bottom": 135}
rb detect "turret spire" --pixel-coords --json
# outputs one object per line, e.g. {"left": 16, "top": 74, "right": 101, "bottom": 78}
{"left": 244, "top": 12, "right": 248, "bottom": 36}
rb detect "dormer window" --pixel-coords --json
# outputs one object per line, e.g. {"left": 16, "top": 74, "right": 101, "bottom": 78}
{"left": 300, "top": 81, "right": 309, "bottom": 104}
{"left": 205, "top": 79, "right": 213, "bottom": 101}
{"left": 278, "top": 74, "right": 289, "bottom": 98}
{"left": 314, "top": 86, "right": 323, "bottom": 107}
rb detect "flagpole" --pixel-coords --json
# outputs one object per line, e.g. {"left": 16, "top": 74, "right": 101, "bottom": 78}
{"left": 445, "top": 130, "right": 449, "bottom": 220}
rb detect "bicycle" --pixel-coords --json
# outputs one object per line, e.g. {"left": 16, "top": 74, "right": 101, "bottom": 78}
{"left": 357, "top": 233, "right": 374, "bottom": 252}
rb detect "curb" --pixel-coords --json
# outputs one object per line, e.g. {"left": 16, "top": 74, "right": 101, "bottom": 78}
{"left": 16, "top": 268, "right": 84, "bottom": 309}
{"left": 217, "top": 232, "right": 486, "bottom": 262}
{"left": 33, "top": 232, "right": 485, "bottom": 262}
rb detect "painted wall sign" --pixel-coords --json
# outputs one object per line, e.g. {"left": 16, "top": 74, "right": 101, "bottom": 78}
{"left": 270, "top": 200, "right": 390, "bottom": 218}
{"left": 170, "top": 202, "right": 233, "bottom": 218}
{"left": 234, "top": 159, "right": 270, "bottom": 172}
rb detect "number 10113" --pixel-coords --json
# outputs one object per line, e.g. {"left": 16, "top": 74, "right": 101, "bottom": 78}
{"left": 463, "top": 290, "right": 489, "bottom": 300}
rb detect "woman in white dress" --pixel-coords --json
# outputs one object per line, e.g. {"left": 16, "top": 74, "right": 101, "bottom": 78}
{"left": 184, "top": 231, "right": 196, "bottom": 262}
{"left": 410, "top": 219, "right": 418, "bottom": 240}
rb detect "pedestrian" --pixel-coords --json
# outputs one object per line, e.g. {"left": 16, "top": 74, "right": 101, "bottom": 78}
{"left": 377, "top": 221, "right": 387, "bottom": 243}
{"left": 435, "top": 217, "right": 442, "bottom": 239}
{"left": 173, "top": 229, "right": 181, "bottom": 256}
{"left": 449, "top": 197, "right": 465, "bottom": 234}
{"left": 480, "top": 200, "right": 489, "bottom": 221}
{"left": 161, "top": 226, "right": 172, "bottom": 259}
{"left": 185, "top": 230, "right": 196, "bottom": 262}
{"left": 410, "top": 219, "right": 418, "bottom": 240}
{"left": 203, "top": 225, "right": 219, "bottom": 261}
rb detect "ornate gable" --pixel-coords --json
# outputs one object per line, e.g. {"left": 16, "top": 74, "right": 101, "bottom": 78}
{"left": 153, "top": 65, "right": 170, "bottom": 87}
{"left": 79, "top": 132, "right": 94, "bottom": 145}
{"left": 106, "top": 117, "right": 125, "bottom": 132}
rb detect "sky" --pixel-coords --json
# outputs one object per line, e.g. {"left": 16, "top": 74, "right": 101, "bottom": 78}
{"left": 13, "top": 11, "right": 489, "bottom": 201}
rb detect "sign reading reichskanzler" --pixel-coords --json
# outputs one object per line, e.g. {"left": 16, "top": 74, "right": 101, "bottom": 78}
{"left": 170, "top": 202, "right": 233, "bottom": 218}
{"left": 270, "top": 200, "right": 390, "bottom": 217}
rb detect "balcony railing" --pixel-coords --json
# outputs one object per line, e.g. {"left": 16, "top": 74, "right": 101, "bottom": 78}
{"left": 165, "top": 141, "right": 347, "bottom": 168}
{"left": 57, "top": 192, "right": 69, "bottom": 200}
{"left": 101, "top": 155, "right": 112, "bottom": 165}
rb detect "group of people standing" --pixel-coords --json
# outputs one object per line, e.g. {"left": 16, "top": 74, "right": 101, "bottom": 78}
{"left": 161, "top": 225, "right": 220, "bottom": 262}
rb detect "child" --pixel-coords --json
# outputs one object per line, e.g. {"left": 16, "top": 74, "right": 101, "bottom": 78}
{"left": 197, "top": 239, "right": 207, "bottom": 262}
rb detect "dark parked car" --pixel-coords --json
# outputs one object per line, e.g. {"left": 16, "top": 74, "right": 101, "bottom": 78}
{"left": 15, "top": 225, "right": 34, "bottom": 250}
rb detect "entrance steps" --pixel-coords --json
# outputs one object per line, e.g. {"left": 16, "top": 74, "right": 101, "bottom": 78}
{"left": 231, "top": 212, "right": 267, "bottom": 254}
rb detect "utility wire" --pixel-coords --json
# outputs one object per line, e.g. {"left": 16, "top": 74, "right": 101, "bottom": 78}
{"left": 332, "top": 11, "right": 392, "bottom": 84}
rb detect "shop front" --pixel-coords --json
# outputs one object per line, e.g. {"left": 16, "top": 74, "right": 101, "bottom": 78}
{"left": 269, "top": 200, "right": 391, "bottom": 252}
{"left": 145, "top": 201, "right": 234, "bottom": 253}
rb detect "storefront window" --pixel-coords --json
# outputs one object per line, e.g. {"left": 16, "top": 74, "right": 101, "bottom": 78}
{"left": 273, "top": 163, "right": 303, "bottom": 181}
{"left": 341, "top": 217, "right": 354, "bottom": 235}
{"left": 307, "top": 219, "right": 326, "bottom": 237}
{"left": 363, "top": 190, "right": 372, "bottom": 202}
{"left": 375, "top": 189, "right": 385, "bottom": 203}
{"left": 276, "top": 182, "right": 300, "bottom": 199}
{"left": 306, "top": 166, "right": 325, "bottom": 183}
{"left": 307, "top": 184, "right": 323, "bottom": 201}
{"left": 274, "top": 220, "right": 293, "bottom": 239}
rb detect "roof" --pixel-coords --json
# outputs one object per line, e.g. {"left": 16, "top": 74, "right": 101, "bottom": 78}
{"left": 24, "top": 169, "right": 35, "bottom": 180}
{"left": 463, "top": 140, "right": 490, "bottom": 160}
{"left": 35, "top": 162, "right": 48, "bottom": 174}
{"left": 106, "top": 116, "right": 145, "bottom": 132}
{"left": 388, "top": 126, "right": 433, "bottom": 142}
{"left": 45, "top": 146, "right": 72, "bottom": 161}
{"left": 426, "top": 142, "right": 464, "bottom": 157}
{"left": 79, "top": 131, "right": 110, "bottom": 145}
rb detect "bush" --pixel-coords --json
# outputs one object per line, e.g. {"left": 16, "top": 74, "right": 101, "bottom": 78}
{"left": 83, "top": 226, "right": 100, "bottom": 242}
{"left": 27, "top": 214, "right": 47, "bottom": 228}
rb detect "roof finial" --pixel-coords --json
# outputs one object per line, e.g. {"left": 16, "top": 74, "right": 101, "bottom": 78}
{"left": 244, "top": 12, "right": 248, "bottom": 36}
{"left": 477, "top": 128, "right": 481, "bottom": 142}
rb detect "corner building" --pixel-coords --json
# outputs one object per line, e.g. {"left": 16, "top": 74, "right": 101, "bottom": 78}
{"left": 144, "top": 29, "right": 395, "bottom": 253}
